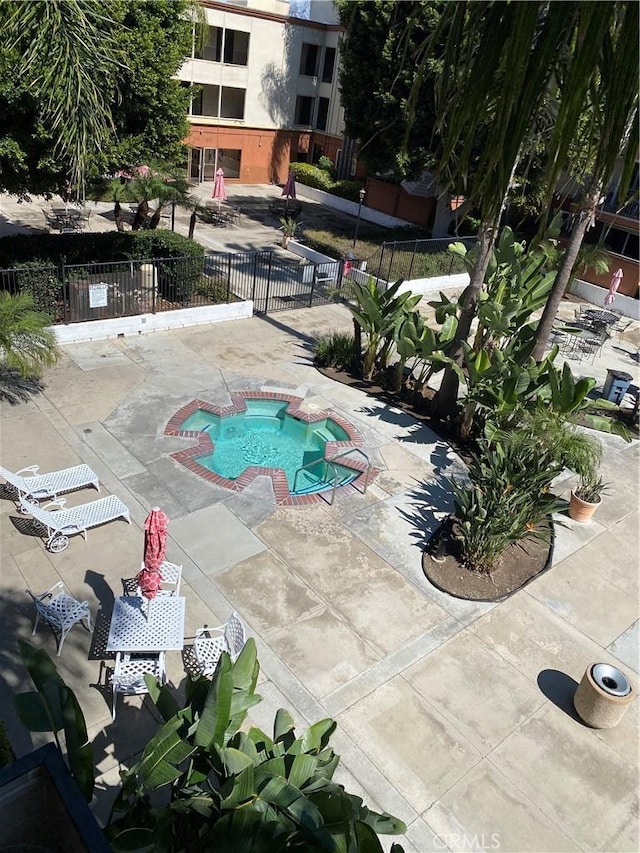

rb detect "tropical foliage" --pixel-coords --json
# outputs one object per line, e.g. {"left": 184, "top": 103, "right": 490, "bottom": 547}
{"left": 450, "top": 411, "right": 602, "bottom": 572}
{"left": 13, "top": 640, "right": 405, "bottom": 851}
{"left": 0, "top": 292, "right": 59, "bottom": 379}
{"left": 14, "top": 641, "right": 93, "bottom": 801}
{"left": 106, "top": 640, "right": 406, "bottom": 852}
{"left": 0, "top": 0, "right": 194, "bottom": 199}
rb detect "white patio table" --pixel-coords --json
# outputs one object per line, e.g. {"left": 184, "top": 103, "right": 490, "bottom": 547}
{"left": 107, "top": 595, "right": 185, "bottom": 653}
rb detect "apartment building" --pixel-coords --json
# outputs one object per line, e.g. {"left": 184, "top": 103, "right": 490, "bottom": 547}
{"left": 178, "top": 0, "right": 345, "bottom": 185}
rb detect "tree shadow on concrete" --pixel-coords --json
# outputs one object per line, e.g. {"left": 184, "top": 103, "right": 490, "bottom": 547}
{"left": 0, "top": 367, "right": 45, "bottom": 405}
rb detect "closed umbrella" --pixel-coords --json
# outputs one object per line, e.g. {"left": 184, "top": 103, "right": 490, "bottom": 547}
{"left": 281, "top": 169, "right": 296, "bottom": 214}
{"left": 605, "top": 268, "right": 623, "bottom": 306}
{"left": 137, "top": 507, "right": 169, "bottom": 601}
{"left": 212, "top": 168, "right": 227, "bottom": 211}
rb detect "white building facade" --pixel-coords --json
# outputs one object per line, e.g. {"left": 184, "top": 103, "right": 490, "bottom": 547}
{"left": 178, "top": 0, "right": 346, "bottom": 185}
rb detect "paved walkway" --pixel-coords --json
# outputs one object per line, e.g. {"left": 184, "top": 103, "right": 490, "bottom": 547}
{"left": 0, "top": 299, "right": 638, "bottom": 851}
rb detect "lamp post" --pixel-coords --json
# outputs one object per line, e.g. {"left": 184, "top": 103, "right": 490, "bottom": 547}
{"left": 352, "top": 187, "right": 366, "bottom": 250}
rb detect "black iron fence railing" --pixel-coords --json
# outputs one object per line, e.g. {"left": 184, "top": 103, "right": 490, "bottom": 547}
{"left": 0, "top": 251, "right": 347, "bottom": 321}
{"left": 365, "top": 237, "right": 476, "bottom": 287}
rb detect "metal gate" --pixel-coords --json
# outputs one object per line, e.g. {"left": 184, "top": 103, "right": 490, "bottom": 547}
{"left": 206, "top": 250, "right": 343, "bottom": 314}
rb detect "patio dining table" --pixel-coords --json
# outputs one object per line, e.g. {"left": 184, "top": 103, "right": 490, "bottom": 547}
{"left": 106, "top": 595, "right": 185, "bottom": 653}
{"left": 582, "top": 309, "right": 619, "bottom": 326}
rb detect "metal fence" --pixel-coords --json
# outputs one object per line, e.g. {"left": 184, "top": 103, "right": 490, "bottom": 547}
{"left": 0, "top": 251, "right": 346, "bottom": 322}
{"left": 365, "top": 237, "right": 476, "bottom": 286}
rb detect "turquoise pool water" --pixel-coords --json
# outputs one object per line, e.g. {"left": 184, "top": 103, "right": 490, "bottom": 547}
{"left": 180, "top": 399, "right": 356, "bottom": 494}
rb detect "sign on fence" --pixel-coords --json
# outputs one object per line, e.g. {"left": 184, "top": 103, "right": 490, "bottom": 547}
{"left": 88, "top": 282, "right": 109, "bottom": 308}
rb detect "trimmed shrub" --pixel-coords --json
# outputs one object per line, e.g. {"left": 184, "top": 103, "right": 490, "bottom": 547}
{"left": 327, "top": 180, "right": 365, "bottom": 203}
{"left": 0, "top": 230, "right": 203, "bottom": 268}
{"left": 290, "top": 162, "right": 333, "bottom": 191}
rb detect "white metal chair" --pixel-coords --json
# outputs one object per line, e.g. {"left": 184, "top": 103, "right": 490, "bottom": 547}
{"left": 111, "top": 651, "right": 166, "bottom": 720}
{"left": 0, "top": 463, "right": 99, "bottom": 505}
{"left": 194, "top": 612, "right": 246, "bottom": 677}
{"left": 122, "top": 561, "right": 183, "bottom": 598}
{"left": 25, "top": 581, "right": 91, "bottom": 656}
{"left": 19, "top": 494, "right": 130, "bottom": 552}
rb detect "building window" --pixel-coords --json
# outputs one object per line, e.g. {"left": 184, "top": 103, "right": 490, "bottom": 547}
{"left": 191, "top": 85, "right": 245, "bottom": 120}
{"left": 322, "top": 48, "right": 335, "bottom": 83}
{"left": 218, "top": 149, "right": 241, "bottom": 179}
{"left": 196, "top": 26, "right": 222, "bottom": 61}
{"left": 195, "top": 26, "right": 249, "bottom": 65}
{"left": 316, "top": 97, "right": 329, "bottom": 131}
{"left": 220, "top": 87, "right": 245, "bottom": 119}
{"left": 224, "top": 29, "right": 249, "bottom": 65}
{"left": 299, "top": 43, "right": 319, "bottom": 77}
{"left": 295, "top": 96, "right": 314, "bottom": 126}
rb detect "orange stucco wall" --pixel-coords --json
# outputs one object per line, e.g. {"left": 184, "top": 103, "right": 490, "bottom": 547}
{"left": 186, "top": 125, "right": 342, "bottom": 185}
{"left": 581, "top": 252, "right": 639, "bottom": 298}
{"left": 365, "top": 177, "right": 435, "bottom": 227}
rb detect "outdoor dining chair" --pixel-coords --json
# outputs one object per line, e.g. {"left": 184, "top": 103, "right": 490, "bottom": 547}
{"left": 111, "top": 651, "right": 166, "bottom": 720}
{"left": 25, "top": 581, "right": 91, "bottom": 656}
{"left": 121, "top": 561, "right": 183, "bottom": 598}
{"left": 194, "top": 612, "right": 246, "bottom": 677}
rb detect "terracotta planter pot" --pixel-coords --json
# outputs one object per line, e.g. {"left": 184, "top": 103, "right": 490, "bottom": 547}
{"left": 568, "top": 491, "right": 601, "bottom": 522}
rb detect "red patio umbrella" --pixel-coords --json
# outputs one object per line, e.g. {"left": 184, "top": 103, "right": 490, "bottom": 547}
{"left": 136, "top": 507, "right": 169, "bottom": 600}
{"left": 212, "top": 168, "right": 227, "bottom": 211}
{"left": 281, "top": 169, "right": 296, "bottom": 213}
{"left": 605, "top": 268, "right": 623, "bottom": 306}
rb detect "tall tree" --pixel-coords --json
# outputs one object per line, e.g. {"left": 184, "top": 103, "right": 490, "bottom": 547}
{"left": 1, "top": 0, "right": 123, "bottom": 198}
{"left": 421, "top": 1, "right": 578, "bottom": 417}
{"left": 0, "top": 0, "right": 195, "bottom": 200}
{"left": 532, "top": 1, "right": 639, "bottom": 361}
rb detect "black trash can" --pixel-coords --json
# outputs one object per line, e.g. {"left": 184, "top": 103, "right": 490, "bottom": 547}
{"left": 602, "top": 369, "right": 633, "bottom": 404}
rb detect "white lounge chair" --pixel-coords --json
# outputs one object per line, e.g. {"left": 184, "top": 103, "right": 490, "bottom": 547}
{"left": 194, "top": 612, "right": 246, "bottom": 677}
{"left": 25, "top": 581, "right": 91, "bottom": 656}
{"left": 0, "top": 463, "right": 99, "bottom": 505}
{"left": 122, "top": 560, "right": 183, "bottom": 598}
{"left": 111, "top": 651, "right": 166, "bottom": 720}
{"left": 20, "top": 495, "right": 131, "bottom": 552}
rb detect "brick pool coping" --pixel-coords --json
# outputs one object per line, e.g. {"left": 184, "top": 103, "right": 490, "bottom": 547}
{"left": 164, "top": 391, "right": 378, "bottom": 506}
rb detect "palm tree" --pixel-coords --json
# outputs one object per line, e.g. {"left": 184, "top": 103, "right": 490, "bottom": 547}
{"left": 532, "top": 1, "right": 639, "bottom": 361}
{"left": 418, "top": 1, "right": 579, "bottom": 417}
{"left": 1, "top": 0, "right": 124, "bottom": 198}
{"left": 0, "top": 292, "right": 59, "bottom": 379}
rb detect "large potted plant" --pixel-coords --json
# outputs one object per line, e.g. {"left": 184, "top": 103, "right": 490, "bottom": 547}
{"left": 569, "top": 472, "right": 608, "bottom": 522}
{"left": 279, "top": 215, "right": 301, "bottom": 248}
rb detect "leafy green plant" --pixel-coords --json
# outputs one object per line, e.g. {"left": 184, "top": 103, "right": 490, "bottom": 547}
{"left": 450, "top": 411, "right": 601, "bottom": 573}
{"left": 317, "top": 155, "right": 334, "bottom": 173}
{"left": 106, "top": 640, "right": 405, "bottom": 852}
{"left": 313, "top": 331, "right": 356, "bottom": 370}
{"left": 14, "top": 641, "right": 93, "bottom": 801}
{"left": 0, "top": 291, "right": 59, "bottom": 378}
{"left": 279, "top": 216, "right": 302, "bottom": 238}
{"left": 347, "top": 277, "right": 421, "bottom": 380}
{"left": 574, "top": 472, "right": 609, "bottom": 504}
{"left": 9, "top": 263, "right": 62, "bottom": 320}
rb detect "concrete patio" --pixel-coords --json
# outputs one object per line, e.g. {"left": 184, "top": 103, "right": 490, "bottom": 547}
{"left": 0, "top": 297, "right": 638, "bottom": 852}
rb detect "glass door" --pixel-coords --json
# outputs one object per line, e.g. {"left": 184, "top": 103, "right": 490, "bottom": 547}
{"left": 189, "top": 148, "right": 202, "bottom": 182}
{"left": 202, "top": 148, "right": 217, "bottom": 181}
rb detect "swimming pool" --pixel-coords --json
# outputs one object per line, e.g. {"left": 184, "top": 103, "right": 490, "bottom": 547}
{"left": 166, "top": 392, "right": 366, "bottom": 501}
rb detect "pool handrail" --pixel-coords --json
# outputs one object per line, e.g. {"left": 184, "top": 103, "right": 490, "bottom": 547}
{"left": 293, "top": 448, "right": 371, "bottom": 505}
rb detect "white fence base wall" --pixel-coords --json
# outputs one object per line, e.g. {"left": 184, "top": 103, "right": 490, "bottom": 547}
{"left": 397, "top": 272, "right": 470, "bottom": 295}
{"left": 49, "top": 300, "right": 254, "bottom": 344}
{"left": 570, "top": 279, "right": 639, "bottom": 320}
{"left": 287, "top": 241, "right": 335, "bottom": 265}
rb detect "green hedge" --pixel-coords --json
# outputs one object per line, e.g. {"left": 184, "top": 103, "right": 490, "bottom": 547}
{"left": 0, "top": 230, "right": 204, "bottom": 268}
{"left": 290, "top": 163, "right": 365, "bottom": 203}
